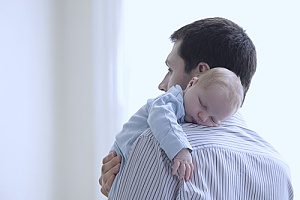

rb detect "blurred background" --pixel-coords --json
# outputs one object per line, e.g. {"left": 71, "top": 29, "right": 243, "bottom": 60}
{"left": 0, "top": 0, "right": 299, "bottom": 199}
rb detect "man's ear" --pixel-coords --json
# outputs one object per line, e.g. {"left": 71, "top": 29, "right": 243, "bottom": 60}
{"left": 197, "top": 62, "right": 210, "bottom": 72}
{"left": 189, "top": 62, "right": 210, "bottom": 77}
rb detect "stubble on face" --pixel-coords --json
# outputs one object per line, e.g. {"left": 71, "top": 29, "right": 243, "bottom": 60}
{"left": 164, "top": 41, "right": 197, "bottom": 90}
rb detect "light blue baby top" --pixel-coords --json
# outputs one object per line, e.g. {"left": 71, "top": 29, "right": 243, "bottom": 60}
{"left": 113, "top": 85, "right": 192, "bottom": 162}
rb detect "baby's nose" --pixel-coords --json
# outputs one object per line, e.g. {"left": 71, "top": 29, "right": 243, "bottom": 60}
{"left": 198, "top": 112, "right": 208, "bottom": 122}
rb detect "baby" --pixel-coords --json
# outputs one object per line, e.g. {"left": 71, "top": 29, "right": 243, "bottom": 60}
{"left": 111, "top": 67, "right": 243, "bottom": 181}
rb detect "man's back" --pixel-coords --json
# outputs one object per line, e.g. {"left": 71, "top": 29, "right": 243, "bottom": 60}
{"left": 109, "top": 112, "right": 293, "bottom": 199}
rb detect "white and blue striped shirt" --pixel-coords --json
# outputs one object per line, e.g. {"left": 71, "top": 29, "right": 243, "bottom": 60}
{"left": 108, "top": 112, "right": 294, "bottom": 199}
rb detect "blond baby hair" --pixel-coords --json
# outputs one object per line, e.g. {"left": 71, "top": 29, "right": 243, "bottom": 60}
{"left": 198, "top": 67, "right": 244, "bottom": 115}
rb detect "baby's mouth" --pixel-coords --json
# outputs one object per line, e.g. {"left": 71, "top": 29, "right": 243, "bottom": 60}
{"left": 185, "top": 115, "right": 192, "bottom": 123}
{"left": 192, "top": 117, "right": 198, "bottom": 124}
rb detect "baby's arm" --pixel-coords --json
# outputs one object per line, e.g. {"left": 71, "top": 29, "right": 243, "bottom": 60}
{"left": 147, "top": 91, "right": 194, "bottom": 180}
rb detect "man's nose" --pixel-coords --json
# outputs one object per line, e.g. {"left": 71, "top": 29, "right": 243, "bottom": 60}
{"left": 158, "top": 75, "right": 168, "bottom": 92}
{"left": 158, "top": 81, "right": 167, "bottom": 91}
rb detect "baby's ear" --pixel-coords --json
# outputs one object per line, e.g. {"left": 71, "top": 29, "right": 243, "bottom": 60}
{"left": 186, "top": 80, "right": 193, "bottom": 89}
{"left": 186, "top": 77, "right": 199, "bottom": 89}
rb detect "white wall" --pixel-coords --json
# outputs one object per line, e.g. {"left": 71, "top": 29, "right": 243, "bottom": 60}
{"left": 52, "top": 0, "right": 96, "bottom": 199}
{"left": 0, "top": 0, "right": 121, "bottom": 200}
{"left": 95, "top": 1, "right": 124, "bottom": 199}
{"left": 0, "top": 1, "right": 54, "bottom": 199}
{"left": 120, "top": 0, "right": 300, "bottom": 199}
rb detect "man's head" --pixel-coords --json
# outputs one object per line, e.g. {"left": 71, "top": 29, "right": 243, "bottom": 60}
{"left": 183, "top": 67, "right": 243, "bottom": 127}
{"left": 159, "top": 17, "right": 256, "bottom": 102}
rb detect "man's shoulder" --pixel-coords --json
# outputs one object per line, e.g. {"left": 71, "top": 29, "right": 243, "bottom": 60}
{"left": 148, "top": 85, "right": 183, "bottom": 106}
{"left": 182, "top": 119, "right": 286, "bottom": 163}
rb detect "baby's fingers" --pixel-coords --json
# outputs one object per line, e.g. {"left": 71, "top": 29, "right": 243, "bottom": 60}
{"left": 190, "top": 163, "right": 194, "bottom": 174}
{"left": 172, "top": 161, "right": 180, "bottom": 176}
{"left": 185, "top": 164, "right": 191, "bottom": 181}
{"left": 178, "top": 163, "right": 186, "bottom": 180}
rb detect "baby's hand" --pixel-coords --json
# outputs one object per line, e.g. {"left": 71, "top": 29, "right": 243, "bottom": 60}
{"left": 172, "top": 148, "right": 194, "bottom": 181}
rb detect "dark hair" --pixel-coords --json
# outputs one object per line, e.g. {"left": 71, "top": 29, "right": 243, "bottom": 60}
{"left": 170, "top": 17, "right": 257, "bottom": 98}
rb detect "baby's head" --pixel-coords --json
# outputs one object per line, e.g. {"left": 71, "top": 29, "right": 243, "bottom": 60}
{"left": 183, "top": 67, "right": 243, "bottom": 126}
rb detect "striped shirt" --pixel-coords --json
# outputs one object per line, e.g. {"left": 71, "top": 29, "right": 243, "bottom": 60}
{"left": 108, "top": 112, "right": 294, "bottom": 200}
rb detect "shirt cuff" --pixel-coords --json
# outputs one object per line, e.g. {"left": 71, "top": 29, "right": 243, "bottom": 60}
{"left": 159, "top": 132, "right": 193, "bottom": 160}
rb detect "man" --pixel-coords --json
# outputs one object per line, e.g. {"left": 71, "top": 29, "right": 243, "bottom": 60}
{"left": 100, "top": 17, "right": 294, "bottom": 199}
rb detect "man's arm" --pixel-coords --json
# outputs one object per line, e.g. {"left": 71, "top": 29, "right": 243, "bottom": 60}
{"left": 110, "top": 130, "right": 181, "bottom": 199}
{"left": 99, "top": 151, "right": 121, "bottom": 197}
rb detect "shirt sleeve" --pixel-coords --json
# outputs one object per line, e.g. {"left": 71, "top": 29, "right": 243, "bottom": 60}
{"left": 146, "top": 91, "right": 192, "bottom": 160}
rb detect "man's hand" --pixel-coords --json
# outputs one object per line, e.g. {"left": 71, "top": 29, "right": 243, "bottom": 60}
{"left": 172, "top": 149, "right": 194, "bottom": 181}
{"left": 99, "top": 151, "right": 121, "bottom": 197}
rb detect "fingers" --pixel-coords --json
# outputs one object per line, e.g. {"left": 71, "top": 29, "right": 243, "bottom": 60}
{"left": 172, "top": 148, "right": 194, "bottom": 181}
{"left": 106, "top": 174, "right": 116, "bottom": 189}
{"left": 101, "top": 152, "right": 121, "bottom": 175}
{"left": 172, "top": 161, "right": 194, "bottom": 181}
{"left": 102, "top": 151, "right": 117, "bottom": 166}
{"left": 185, "top": 164, "right": 191, "bottom": 181}
{"left": 172, "top": 160, "right": 180, "bottom": 175}
{"left": 178, "top": 162, "right": 186, "bottom": 180}
{"left": 100, "top": 173, "right": 108, "bottom": 196}
{"left": 101, "top": 185, "right": 108, "bottom": 197}
{"left": 110, "top": 162, "right": 121, "bottom": 176}
{"left": 185, "top": 163, "right": 194, "bottom": 181}
{"left": 100, "top": 152, "right": 122, "bottom": 197}
{"left": 101, "top": 174, "right": 116, "bottom": 197}
{"left": 99, "top": 175, "right": 103, "bottom": 186}
{"left": 101, "top": 161, "right": 121, "bottom": 188}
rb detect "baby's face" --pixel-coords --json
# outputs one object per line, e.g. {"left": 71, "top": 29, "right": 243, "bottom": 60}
{"left": 183, "top": 78, "right": 233, "bottom": 126}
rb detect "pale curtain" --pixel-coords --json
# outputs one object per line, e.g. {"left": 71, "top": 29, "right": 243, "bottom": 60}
{"left": 0, "top": 0, "right": 122, "bottom": 200}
